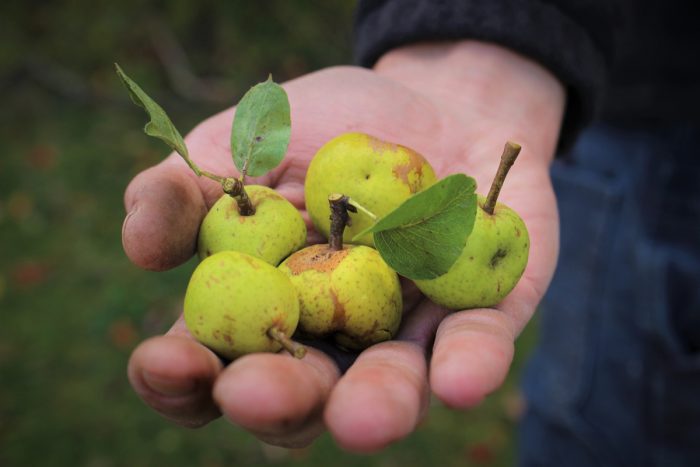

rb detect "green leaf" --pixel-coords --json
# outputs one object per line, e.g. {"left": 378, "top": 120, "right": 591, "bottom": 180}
{"left": 358, "top": 174, "right": 478, "bottom": 280}
{"left": 114, "top": 63, "right": 200, "bottom": 175}
{"left": 231, "top": 76, "right": 291, "bottom": 177}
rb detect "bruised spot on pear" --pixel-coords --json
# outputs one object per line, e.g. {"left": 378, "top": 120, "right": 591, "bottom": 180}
{"left": 253, "top": 189, "right": 286, "bottom": 203}
{"left": 392, "top": 147, "right": 428, "bottom": 192}
{"left": 490, "top": 248, "right": 508, "bottom": 269}
{"left": 283, "top": 244, "right": 351, "bottom": 275}
{"left": 329, "top": 288, "right": 347, "bottom": 330}
{"left": 242, "top": 254, "right": 261, "bottom": 269}
{"left": 367, "top": 136, "right": 398, "bottom": 154}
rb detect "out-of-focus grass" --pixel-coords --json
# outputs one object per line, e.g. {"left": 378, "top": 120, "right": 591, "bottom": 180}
{"left": 0, "top": 2, "right": 538, "bottom": 466}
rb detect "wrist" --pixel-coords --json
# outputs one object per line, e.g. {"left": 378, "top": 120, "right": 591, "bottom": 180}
{"left": 373, "top": 41, "right": 565, "bottom": 168}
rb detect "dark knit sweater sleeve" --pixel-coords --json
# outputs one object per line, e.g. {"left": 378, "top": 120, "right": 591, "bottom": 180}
{"left": 353, "top": 0, "right": 614, "bottom": 149}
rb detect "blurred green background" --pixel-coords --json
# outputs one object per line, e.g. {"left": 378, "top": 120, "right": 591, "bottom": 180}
{"left": 0, "top": 1, "right": 537, "bottom": 466}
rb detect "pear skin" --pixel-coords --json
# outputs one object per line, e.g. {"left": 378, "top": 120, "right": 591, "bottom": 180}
{"left": 305, "top": 133, "right": 437, "bottom": 246}
{"left": 198, "top": 185, "right": 306, "bottom": 265}
{"left": 184, "top": 251, "right": 300, "bottom": 359}
{"left": 279, "top": 243, "right": 402, "bottom": 350}
{"left": 415, "top": 196, "right": 529, "bottom": 310}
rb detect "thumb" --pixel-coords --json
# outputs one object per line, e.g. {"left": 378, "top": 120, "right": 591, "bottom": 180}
{"left": 122, "top": 163, "right": 207, "bottom": 271}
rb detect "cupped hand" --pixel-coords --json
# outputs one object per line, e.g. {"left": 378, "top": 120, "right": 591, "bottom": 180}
{"left": 124, "top": 41, "right": 565, "bottom": 452}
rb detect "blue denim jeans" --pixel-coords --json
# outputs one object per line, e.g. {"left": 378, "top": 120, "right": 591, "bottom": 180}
{"left": 519, "top": 123, "right": 700, "bottom": 466}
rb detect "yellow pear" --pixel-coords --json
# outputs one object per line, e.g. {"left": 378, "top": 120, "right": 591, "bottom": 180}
{"left": 415, "top": 142, "right": 530, "bottom": 309}
{"left": 279, "top": 194, "right": 402, "bottom": 350}
{"left": 305, "top": 133, "right": 436, "bottom": 246}
{"left": 279, "top": 243, "right": 402, "bottom": 350}
{"left": 415, "top": 195, "right": 529, "bottom": 309}
{"left": 198, "top": 185, "right": 306, "bottom": 265}
{"left": 184, "top": 251, "right": 304, "bottom": 359}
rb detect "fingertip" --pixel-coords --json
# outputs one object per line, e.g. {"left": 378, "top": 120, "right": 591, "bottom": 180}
{"left": 122, "top": 164, "right": 206, "bottom": 271}
{"left": 429, "top": 359, "right": 488, "bottom": 409}
{"left": 213, "top": 351, "right": 337, "bottom": 434}
{"left": 430, "top": 310, "right": 515, "bottom": 409}
{"left": 128, "top": 336, "right": 223, "bottom": 392}
{"left": 128, "top": 335, "right": 223, "bottom": 427}
{"left": 325, "top": 343, "right": 427, "bottom": 453}
{"left": 326, "top": 389, "right": 412, "bottom": 453}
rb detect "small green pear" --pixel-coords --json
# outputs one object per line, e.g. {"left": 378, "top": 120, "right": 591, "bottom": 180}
{"left": 305, "top": 132, "right": 437, "bottom": 246}
{"left": 414, "top": 143, "right": 530, "bottom": 309}
{"left": 279, "top": 195, "right": 402, "bottom": 350}
{"left": 198, "top": 185, "right": 306, "bottom": 265}
{"left": 184, "top": 250, "right": 305, "bottom": 359}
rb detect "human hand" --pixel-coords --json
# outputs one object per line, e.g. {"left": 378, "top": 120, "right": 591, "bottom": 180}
{"left": 123, "top": 40, "right": 564, "bottom": 452}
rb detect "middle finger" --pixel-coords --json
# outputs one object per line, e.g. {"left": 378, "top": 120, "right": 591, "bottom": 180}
{"left": 212, "top": 347, "right": 340, "bottom": 448}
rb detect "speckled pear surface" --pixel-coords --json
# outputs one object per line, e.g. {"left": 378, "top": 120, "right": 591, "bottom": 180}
{"left": 278, "top": 243, "right": 402, "bottom": 350}
{"left": 198, "top": 185, "right": 306, "bottom": 265}
{"left": 305, "top": 133, "right": 437, "bottom": 246}
{"left": 184, "top": 251, "right": 300, "bottom": 359}
{"left": 415, "top": 196, "right": 529, "bottom": 310}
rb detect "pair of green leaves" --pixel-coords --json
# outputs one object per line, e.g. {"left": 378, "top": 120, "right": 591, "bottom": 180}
{"left": 115, "top": 63, "right": 290, "bottom": 179}
{"left": 115, "top": 63, "right": 477, "bottom": 280}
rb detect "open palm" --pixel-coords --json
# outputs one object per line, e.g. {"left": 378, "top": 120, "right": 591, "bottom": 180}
{"left": 123, "top": 41, "right": 564, "bottom": 452}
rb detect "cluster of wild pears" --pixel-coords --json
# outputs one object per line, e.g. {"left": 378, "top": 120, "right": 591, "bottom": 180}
{"left": 116, "top": 67, "right": 529, "bottom": 361}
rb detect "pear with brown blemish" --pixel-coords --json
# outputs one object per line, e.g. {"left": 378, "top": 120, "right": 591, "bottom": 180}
{"left": 415, "top": 142, "right": 530, "bottom": 309}
{"left": 304, "top": 132, "right": 437, "bottom": 246}
{"left": 278, "top": 195, "right": 402, "bottom": 350}
{"left": 184, "top": 250, "right": 305, "bottom": 359}
{"left": 198, "top": 185, "right": 306, "bottom": 265}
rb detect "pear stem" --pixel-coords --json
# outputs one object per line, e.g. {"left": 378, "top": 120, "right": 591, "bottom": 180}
{"left": 222, "top": 177, "right": 256, "bottom": 216}
{"left": 267, "top": 327, "right": 306, "bottom": 359}
{"left": 483, "top": 141, "right": 522, "bottom": 215}
{"left": 328, "top": 193, "right": 356, "bottom": 251}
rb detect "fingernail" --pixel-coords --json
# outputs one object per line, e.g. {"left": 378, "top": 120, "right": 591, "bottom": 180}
{"left": 121, "top": 205, "right": 139, "bottom": 239}
{"left": 142, "top": 371, "right": 196, "bottom": 397}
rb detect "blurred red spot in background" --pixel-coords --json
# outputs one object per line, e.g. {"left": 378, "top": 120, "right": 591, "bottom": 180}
{"left": 26, "top": 144, "right": 58, "bottom": 171}
{"left": 467, "top": 442, "right": 495, "bottom": 465}
{"left": 7, "top": 192, "right": 35, "bottom": 222}
{"left": 108, "top": 318, "right": 139, "bottom": 350}
{"left": 11, "top": 260, "right": 50, "bottom": 288}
